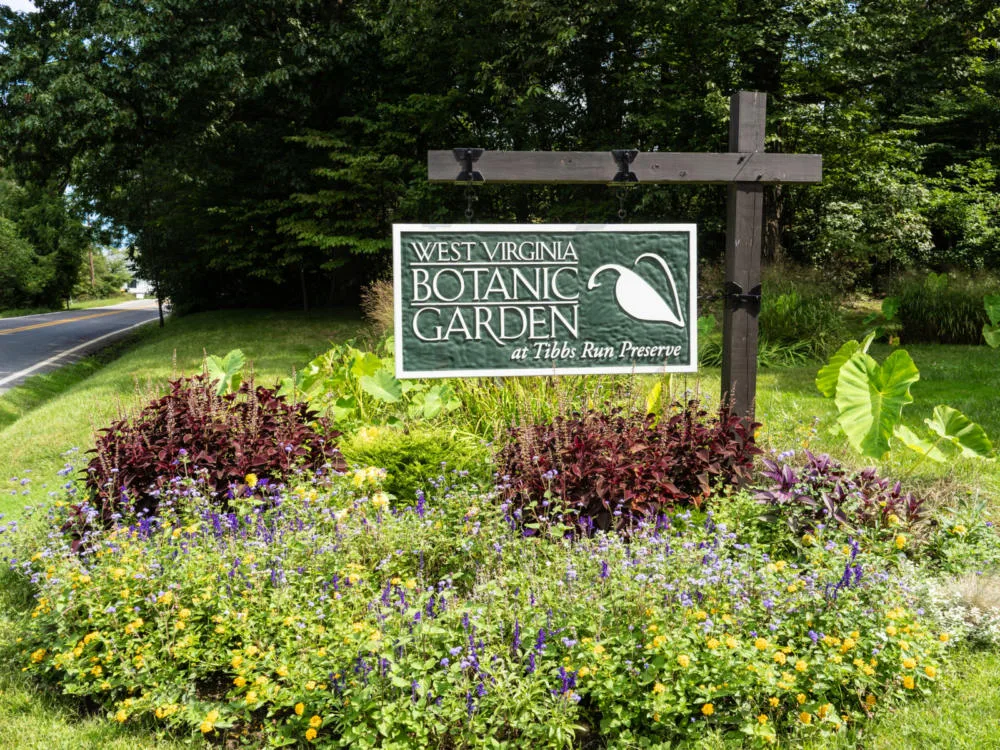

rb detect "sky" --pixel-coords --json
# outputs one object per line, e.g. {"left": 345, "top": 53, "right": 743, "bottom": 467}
{"left": 1, "top": 0, "right": 35, "bottom": 12}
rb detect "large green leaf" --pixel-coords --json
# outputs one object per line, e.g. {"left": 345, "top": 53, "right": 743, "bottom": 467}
{"left": 893, "top": 424, "right": 953, "bottom": 463}
{"left": 816, "top": 333, "right": 874, "bottom": 398}
{"left": 205, "top": 349, "right": 245, "bottom": 396}
{"left": 816, "top": 340, "right": 859, "bottom": 398}
{"left": 881, "top": 296, "right": 900, "bottom": 322}
{"left": 984, "top": 295, "right": 1000, "bottom": 327}
{"left": 925, "top": 405, "right": 994, "bottom": 459}
{"left": 834, "top": 349, "right": 920, "bottom": 458}
{"left": 351, "top": 351, "right": 382, "bottom": 378}
{"left": 985, "top": 324, "right": 1000, "bottom": 349}
{"left": 359, "top": 368, "right": 402, "bottom": 403}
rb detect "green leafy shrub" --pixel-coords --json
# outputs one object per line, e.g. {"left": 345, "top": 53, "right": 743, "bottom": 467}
{"left": 340, "top": 425, "right": 491, "bottom": 502}
{"left": 497, "top": 400, "right": 760, "bottom": 534}
{"left": 892, "top": 271, "right": 1000, "bottom": 344}
{"left": 84, "top": 374, "right": 344, "bottom": 522}
{"left": 279, "top": 337, "right": 462, "bottom": 432}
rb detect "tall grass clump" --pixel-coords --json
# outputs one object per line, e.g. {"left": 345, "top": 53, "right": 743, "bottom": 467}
{"left": 699, "top": 263, "right": 845, "bottom": 367}
{"left": 892, "top": 271, "right": 1000, "bottom": 344}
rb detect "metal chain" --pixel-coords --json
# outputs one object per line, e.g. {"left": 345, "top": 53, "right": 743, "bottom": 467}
{"left": 464, "top": 181, "right": 476, "bottom": 220}
{"left": 616, "top": 186, "right": 628, "bottom": 221}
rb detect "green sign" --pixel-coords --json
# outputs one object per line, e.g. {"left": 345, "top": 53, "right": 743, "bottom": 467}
{"left": 393, "top": 224, "right": 697, "bottom": 377}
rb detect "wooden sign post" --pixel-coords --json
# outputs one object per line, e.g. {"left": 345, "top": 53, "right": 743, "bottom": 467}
{"left": 427, "top": 91, "right": 822, "bottom": 419}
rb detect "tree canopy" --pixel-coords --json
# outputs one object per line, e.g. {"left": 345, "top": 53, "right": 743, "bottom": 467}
{"left": 1, "top": 0, "right": 997, "bottom": 310}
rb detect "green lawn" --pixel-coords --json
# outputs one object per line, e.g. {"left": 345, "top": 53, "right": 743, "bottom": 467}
{"left": 0, "top": 309, "right": 364, "bottom": 518}
{"left": 0, "top": 314, "right": 998, "bottom": 748}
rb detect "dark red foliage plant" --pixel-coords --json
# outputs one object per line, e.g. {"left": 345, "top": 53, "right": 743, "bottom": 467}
{"left": 83, "top": 374, "right": 345, "bottom": 523}
{"left": 497, "top": 399, "right": 761, "bottom": 535}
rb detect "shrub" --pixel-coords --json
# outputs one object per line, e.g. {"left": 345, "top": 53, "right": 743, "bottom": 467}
{"left": 84, "top": 374, "right": 344, "bottom": 522}
{"left": 340, "top": 425, "right": 491, "bottom": 503}
{"left": 892, "top": 271, "right": 1000, "bottom": 344}
{"left": 756, "top": 450, "right": 924, "bottom": 534}
{"left": 497, "top": 400, "right": 760, "bottom": 534}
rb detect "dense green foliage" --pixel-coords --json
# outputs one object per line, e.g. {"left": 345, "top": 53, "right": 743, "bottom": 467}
{"left": 1, "top": 1, "right": 998, "bottom": 309}
{"left": 892, "top": 272, "right": 1000, "bottom": 345}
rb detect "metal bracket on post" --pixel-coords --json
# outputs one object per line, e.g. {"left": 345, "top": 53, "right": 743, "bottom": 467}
{"left": 453, "top": 148, "right": 484, "bottom": 182}
{"left": 725, "top": 282, "right": 762, "bottom": 312}
{"left": 611, "top": 149, "right": 638, "bottom": 182}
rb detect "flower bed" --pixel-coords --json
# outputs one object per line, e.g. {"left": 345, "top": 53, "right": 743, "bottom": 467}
{"left": 2, "top": 464, "right": 960, "bottom": 748}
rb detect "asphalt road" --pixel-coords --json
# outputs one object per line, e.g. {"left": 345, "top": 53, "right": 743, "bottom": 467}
{"left": 0, "top": 300, "right": 162, "bottom": 394}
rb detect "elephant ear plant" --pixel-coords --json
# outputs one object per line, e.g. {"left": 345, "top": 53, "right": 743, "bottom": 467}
{"left": 984, "top": 294, "right": 1000, "bottom": 349}
{"left": 816, "top": 333, "right": 994, "bottom": 463}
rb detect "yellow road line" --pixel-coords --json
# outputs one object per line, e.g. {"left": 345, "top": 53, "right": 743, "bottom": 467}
{"left": 0, "top": 310, "right": 125, "bottom": 336}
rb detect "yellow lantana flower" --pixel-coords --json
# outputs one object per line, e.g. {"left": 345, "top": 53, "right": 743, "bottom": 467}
{"left": 309, "top": 715, "right": 322, "bottom": 728}
{"left": 754, "top": 638, "right": 768, "bottom": 651}
{"left": 701, "top": 703, "right": 714, "bottom": 716}
{"left": 305, "top": 728, "right": 318, "bottom": 742}
{"left": 903, "top": 675, "right": 915, "bottom": 689}
{"left": 677, "top": 654, "right": 691, "bottom": 668}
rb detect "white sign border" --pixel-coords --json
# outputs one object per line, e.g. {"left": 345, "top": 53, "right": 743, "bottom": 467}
{"left": 393, "top": 223, "right": 698, "bottom": 379}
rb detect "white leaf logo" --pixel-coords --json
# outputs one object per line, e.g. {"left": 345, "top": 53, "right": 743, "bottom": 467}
{"left": 587, "top": 252, "right": 686, "bottom": 327}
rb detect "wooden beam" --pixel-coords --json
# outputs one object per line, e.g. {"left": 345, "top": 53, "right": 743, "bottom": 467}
{"left": 428, "top": 150, "right": 821, "bottom": 185}
{"left": 721, "top": 91, "right": 766, "bottom": 421}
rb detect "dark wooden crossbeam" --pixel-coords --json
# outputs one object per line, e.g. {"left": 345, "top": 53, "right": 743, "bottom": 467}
{"left": 425, "top": 92, "right": 822, "bottom": 420}
{"left": 428, "top": 150, "right": 821, "bottom": 185}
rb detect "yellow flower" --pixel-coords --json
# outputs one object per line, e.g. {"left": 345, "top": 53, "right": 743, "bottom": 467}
{"left": 903, "top": 675, "right": 915, "bottom": 689}
{"left": 652, "top": 682, "right": 666, "bottom": 694}
{"left": 294, "top": 702, "right": 305, "bottom": 716}
{"left": 677, "top": 654, "right": 691, "bottom": 668}
{"left": 178, "top": 608, "right": 191, "bottom": 619}
{"left": 817, "top": 703, "right": 831, "bottom": 719}
{"left": 758, "top": 714, "right": 768, "bottom": 725}
{"left": 405, "top": 579, "right": 417, "bottom": 590}
{"left": 233, "top": 676, "right": 246, "bottom": 687}
{"left": 706, "top": 638, "right": 720, "bottom": 650}
{"left": 773, "top": 652, "right": 787, "bottom": 665}
{"left": 925, "top": 665, "right": 937, "bottom": 678}
{"left": 30, "top": 648, "right": 46, "bottom": 663}
{"left": 953, "top": 524, "right": 967, "bottom": 535}
{"left": 309, "top": 715, "right": 322, "bottom": 728}
{"left": 939, "top": 633, "right": 950, "bottom": 642}
{"left": 796, "top": 693, "right": 806, "bottom": 705}
{"left": 245, "top": 473, "right": 258, "bottom": 488}
{"left": 865, "top": 694, "right": 876, "bottom": 709}
{"left": 725, "top": 636, "right": 738, "bottom": 649}
{"left": 647, "top": 624, "right": 658, "bottom": 633}
{"left": 244, "top": 691, "right": 258, "bottom": 705}
{"left": 902, "top": 657, "right": 916, "bottom": 669}
{"left": 768, "top": 697, "right": 780, "bottom": 707}
{"left": 276, "top": 665, "right": 289, "bottom": 678}
{"left": 802, "top": 533, "right": 815, "bottom": 545}
{"left": 371, "top": 492, "right": 390, "bottom": 510}
{"left": 754, "top": 638, "right": 768, "bottom": 651}
{"left": 701, "top": 703, "right": 714, "bottom": 716}
{"left": 158, "top": 591, "right": 174, "bottom": 605}
{"left": 886, "top": 625, "right": 898, "bottom": 637}
{"left": 305, "top": 728, "right": 318, "bottom": 742}
{"left": 795, "top": 660, "right": 808, "bottom": 672}
{"left": 592, "top": 644, "right": 605, "bottom": 655}
{"left": 799, "top": 711, "right": 812, "bottom": 725}
{"left": 895, "top": 535, "right": 906, "bottom": 549}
